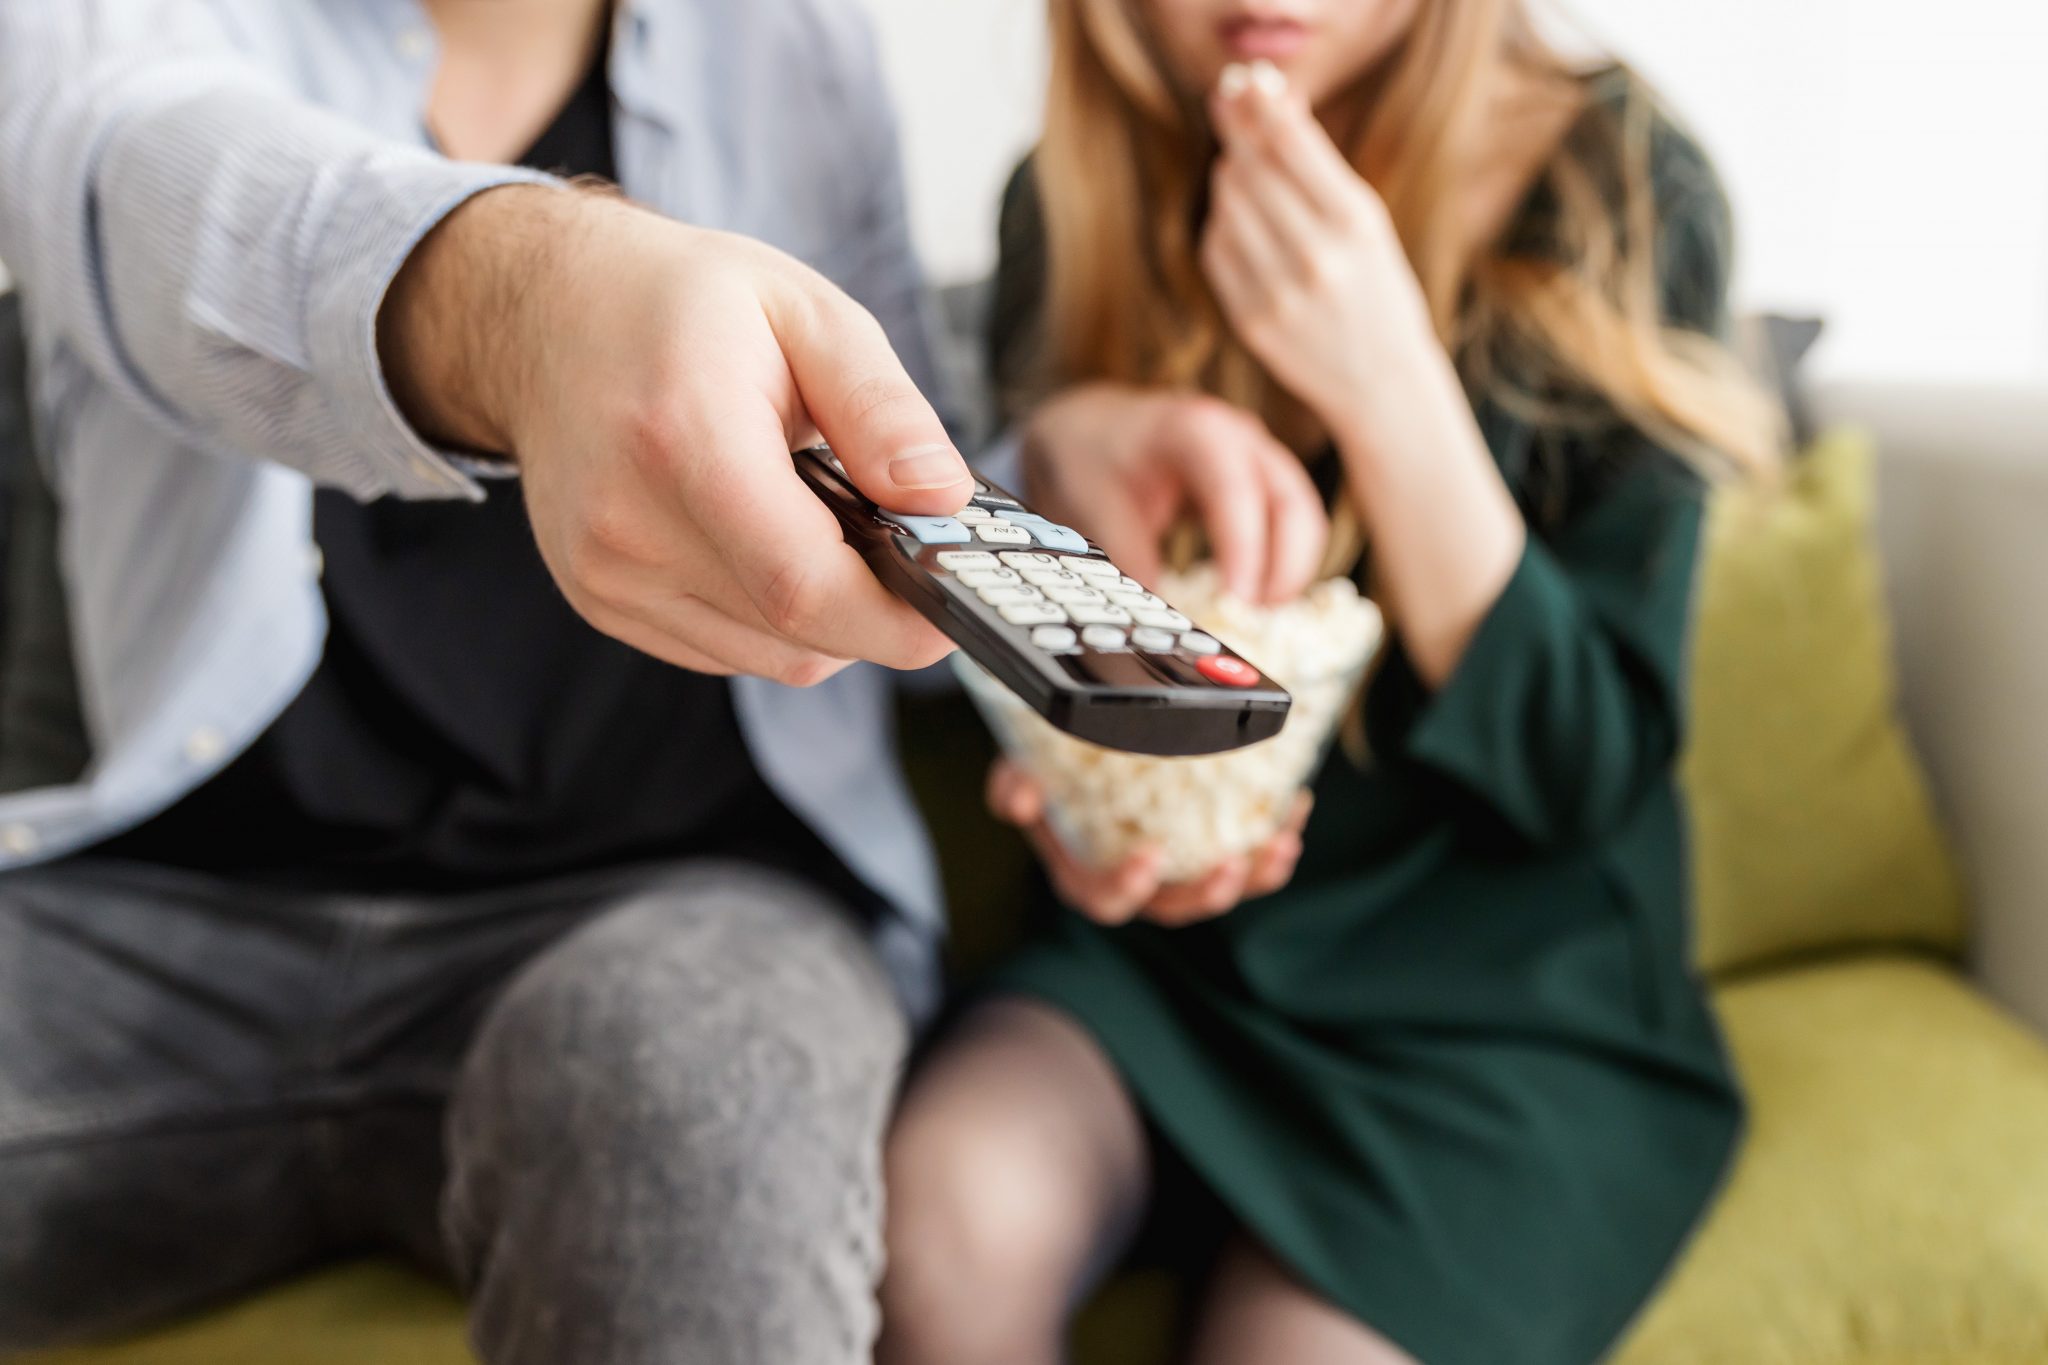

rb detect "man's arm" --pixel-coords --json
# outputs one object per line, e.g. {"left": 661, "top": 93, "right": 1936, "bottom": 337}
{"left": 0, "top": 0, "right": 551, "bottom": 500}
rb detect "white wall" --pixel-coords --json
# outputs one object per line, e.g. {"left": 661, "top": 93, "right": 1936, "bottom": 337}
{"left": 860, "top": 0, "right": 2048, "bottom": 386}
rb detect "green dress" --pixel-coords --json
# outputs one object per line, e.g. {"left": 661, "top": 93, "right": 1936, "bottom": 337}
{"left": 986, "top": 80, "right": 1744, "bottom": 1365}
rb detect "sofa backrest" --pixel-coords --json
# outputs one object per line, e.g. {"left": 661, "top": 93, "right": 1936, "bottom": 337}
{"left": 1822, "top": 379, "right": 2048, "bottom": 1033}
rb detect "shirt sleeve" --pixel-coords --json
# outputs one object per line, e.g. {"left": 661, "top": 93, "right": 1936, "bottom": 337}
{"left": 1399, "top": 104, "right": 1734, "bottom": 850}
{"left": 0, "top": 1, "right": 559, "bottom": 501}
{"left": 1402, "top": 453, "right": 1706, "bottom": 849}
{"left": 827, "top": 8, "right": 961, "bottom": 443}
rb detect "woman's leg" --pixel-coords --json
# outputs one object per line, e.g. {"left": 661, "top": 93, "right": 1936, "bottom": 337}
{"left": 1184, "top": 1237, "right": 1417, "bottom": 1365}
{"left": 879, "top": 997, "right": 1151, "bottom": 1365}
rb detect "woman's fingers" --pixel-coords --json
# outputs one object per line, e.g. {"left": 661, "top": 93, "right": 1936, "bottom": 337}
{"left": 985, "top": 758, "right": 1045, "bottom": 827}
{"left": 1243, "top": 830, "right": 1305, "bottom": 899}
{"left": 1143, "top": 856, "right": 1251, "bottom": 926}
{"left": 1256, "top": 441, "right": 1331, "bottom": 602}
{"left": 1221, "top": 66, "right": 1364, "bottom": 224}
{"left": 1046, "top": 835, "right": 1166, "bottom": 926}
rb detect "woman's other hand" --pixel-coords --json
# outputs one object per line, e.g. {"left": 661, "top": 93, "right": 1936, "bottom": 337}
{"left": 986, "top": 758, "right": 1312, "bottom": 928}
{"left": 1201, "top": 63, "right": 1438, "bottom": 437}
{"left": 1020, "top": 383, "right": 1327, "bottom": 606}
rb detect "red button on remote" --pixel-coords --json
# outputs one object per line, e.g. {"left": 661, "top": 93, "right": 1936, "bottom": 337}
{"left": 1195, "top": 654, "right": 1260, "bottom": 688}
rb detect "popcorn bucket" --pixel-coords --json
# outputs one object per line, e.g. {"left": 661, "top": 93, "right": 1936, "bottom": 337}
{"left": 956, "top": 569, "right": 1384, "bottom": 881}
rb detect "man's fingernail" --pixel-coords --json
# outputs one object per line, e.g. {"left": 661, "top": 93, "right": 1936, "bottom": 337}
{"left": 1218, "top": 63, "right": 1252, "bottom": 100}
{"left": 1249, "top": 59, "right": 1288, "bottom": 97}
{"left": 889, "top": 444, "right": 966, "bottom": 489}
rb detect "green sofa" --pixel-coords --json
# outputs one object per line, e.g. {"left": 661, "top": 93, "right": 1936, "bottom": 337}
{"left": 18, "top": 379, "right": 2048, "bottom": 1365}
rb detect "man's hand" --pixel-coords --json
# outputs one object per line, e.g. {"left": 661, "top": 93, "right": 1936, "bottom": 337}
{"left": 380, "top": 185, "right": 973, "bottom": 684}
{"left": 1020, "top": 383, "right": 1327, "bottom": 606}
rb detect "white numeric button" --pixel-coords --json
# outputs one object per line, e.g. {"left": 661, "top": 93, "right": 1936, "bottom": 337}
{"left": 975, "top": 522, "right": 1033, "bottom": 545}
{"left": 1043, "top": 585, "right": 1106, "bottom": 605}
{"left": 955, "top": 505, "right": 995, "bottom": 523}
{"left": 998, "top": 551, "right": 1058, "bottom": 570}
{"left": 1066, "top": 604, "right": 1133, "bottom": 627}
{"left": 956, "top": 568, "right": 1020, "bottom": 588}
{"left": 936, "top": 551, "right": 1000, "bottom": 571}
{"left": 977, "top": 585, "right": 1044, "bottom": 606}
{"left": 1080, "top": 625, "right": 1128, "bottom": 650}
{"left": 1104, "top": 589, "right": 1152, "bottom": 609}
{"left": 1132, "top": 607, "right": 1192, "bottom": 630}
{"left": 1180, "top": 632, "right": 1223, "bottom": 655}
{"left": 1065, "top": 557, "right": 1119, "bottom": 579}
{"left": 1030, "top": 625, "right": 1079, "bottom": 651}
{"left": 1000, "top": 602, "right": 1068, "bottom": 626}
{"left": 1130, "top": 626, "right": 1178, "bottom": 652}
{"left": 1020, "top": 568, "right": 1082, "bottom": 587}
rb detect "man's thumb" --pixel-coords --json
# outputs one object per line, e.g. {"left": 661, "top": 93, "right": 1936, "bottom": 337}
{"left": 773, "top": 284, "right": 972, "bottom": 514}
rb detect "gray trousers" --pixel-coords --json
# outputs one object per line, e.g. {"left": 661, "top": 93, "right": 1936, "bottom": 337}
{"left": 0, "top": 857, "right": 908, "bottom": 1364}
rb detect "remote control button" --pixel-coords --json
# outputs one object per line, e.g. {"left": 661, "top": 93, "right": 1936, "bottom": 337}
{"left": 956, "top": 568, "right": 1021, "bottom": 588}
{"left": 954, "top": 505, "right": 996, "bottom": 523}
{"left": 1000, "top": 601, "right": 1068, "bottom": 626}
{"left": 886, "top": 514, "right": 972, "bottom": 545}
{"left": 1080, "top": 625, "right": 1128, "bottom": 651}
{"left": 1030, "top": 624, "right": 1079, "bottom": 652}
{"left": 971, "top": 485, "right": 1023, "bottom": 509}
{"left": 1024, "top": 521, "right": 1090, "bottom": 553}
{"left": 1042, "top": 584, "right": 1106, "bottom": 605}
{"left": 998, "top": 551, "right": 1058, "bottom": 570}
{"left": 1113, "top": 575, "right": 1147, "bottom": 592}
{"left": 1104, "top": 589, "right": 1152, "bottom": 609}
{"left": 974, "top": 522, "right": 1034, "bottom": 545}
{"left": 1132, "top": 607, "right": 1193, "bottom": 630}
{"left": 1196, "top": 654, "right": 1261, "bottom": 688}
{"left": 935, "top": 550, "right": 1000, "bottom": 571}
{"left": 1066, "top": 603, "right": 1133, "bottom": 627}
{"left": 977, "top": 585, "right": 1044, "bottom": 606}
{"left": 1020, "top": 567, "right": 1082, "bottom": 587}
{"left": 1130, "top": 626, "right": 1178, "bottom": 652}
{"left": 1064, "top": 557, "right": 1119, "bottom": 579}
{"left": 1179, "top": 631, "right": 1222, "bottom": 655}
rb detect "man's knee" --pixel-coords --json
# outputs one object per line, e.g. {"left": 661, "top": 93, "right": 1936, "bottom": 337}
{"left": 456, "top": 867, "right": 904, "bottom": 1139}
{"left": 445, "top": 869, "right": 907, "bottom": 1365}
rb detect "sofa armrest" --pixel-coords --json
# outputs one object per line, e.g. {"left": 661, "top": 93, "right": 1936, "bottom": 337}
{"left": 1817, "top": 381, "right": 2048, "bottom": 1035}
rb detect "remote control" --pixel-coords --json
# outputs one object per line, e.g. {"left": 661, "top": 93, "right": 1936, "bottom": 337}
{"left": 793, "top": 446, "right": 1290, "bottom": 756}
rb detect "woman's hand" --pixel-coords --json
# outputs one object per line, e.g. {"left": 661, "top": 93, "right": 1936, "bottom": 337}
{"left": 1200, "top": 64, "right": 1439, "bottom": 438}
{"left": 1202, "top": 63, "right": 1528, "bottom": 687}
{"left": 1021, "top": 383, "right": 1327, "bottom": 606}
{"left": 987, "top": 759, "right": 1311, "bottom": 928}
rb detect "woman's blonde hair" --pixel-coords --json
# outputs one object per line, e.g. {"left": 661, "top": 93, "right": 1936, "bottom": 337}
{"left": 1028, "top": 0, "right": 1782, "bottom": 566}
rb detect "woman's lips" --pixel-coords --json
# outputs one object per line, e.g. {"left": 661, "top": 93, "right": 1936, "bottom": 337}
{"left": 1218, "top": 15, "right": 1311, "bottom": 61}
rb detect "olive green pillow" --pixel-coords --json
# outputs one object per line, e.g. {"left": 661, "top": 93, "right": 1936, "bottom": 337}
{"left": 1682, "top": 428, "right": 1967, "bottom": 977}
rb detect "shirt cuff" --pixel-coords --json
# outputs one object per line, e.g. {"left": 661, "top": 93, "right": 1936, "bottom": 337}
{"left": 304, "top": 153, "right": 560, "bottom": 502}
{"left": 1402, "top": 536, "right": 1581, "bottom": 840}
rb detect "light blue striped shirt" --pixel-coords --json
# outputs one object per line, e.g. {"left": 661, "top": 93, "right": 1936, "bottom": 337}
{"left": 0, "top": 0, "right": 954, "bottom": 1015}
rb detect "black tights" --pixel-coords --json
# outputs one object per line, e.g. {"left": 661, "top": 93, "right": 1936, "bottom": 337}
{"left": 878, "top": 998, "right": 1415, "bottom": 1365}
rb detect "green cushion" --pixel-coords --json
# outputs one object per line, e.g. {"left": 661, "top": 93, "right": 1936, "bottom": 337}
{"left": 1681, "top": 429, "right": 1968, "bottom": 976}
{"left": 1613, "top": 955, "right": 2048, "bottom": 1365}
{"left": 14, "top": 1262, "right": 468, "bottom": 1365}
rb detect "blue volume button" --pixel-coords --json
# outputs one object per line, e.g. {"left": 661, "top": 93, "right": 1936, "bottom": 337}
{"left": 884, "top": 513, "right": 972, "bottom": 545}
{"left": 1004, "top": 512, "right": 1089, "bottom": 553}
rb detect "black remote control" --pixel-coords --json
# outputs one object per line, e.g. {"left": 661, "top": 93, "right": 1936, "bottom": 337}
{"left": 794, "top": 446, "right": 1290, "bottom": 756}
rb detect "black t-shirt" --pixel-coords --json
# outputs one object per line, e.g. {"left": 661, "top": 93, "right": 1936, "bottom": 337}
{"left": 100, "top": 48, "right": 869, "bottom": 903}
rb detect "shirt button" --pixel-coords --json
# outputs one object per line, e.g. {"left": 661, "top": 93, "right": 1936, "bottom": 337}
{"left": 1, "top": 824, "right": 39, "bottom": 856}
{"left": 184, "top": 727, "right": 226, "bottom": 764}
{"left": 396, "top": 27, "right": 433, "bottom": 61}
{"left": 305, "top": 545, "right": 325, "bottom": 580}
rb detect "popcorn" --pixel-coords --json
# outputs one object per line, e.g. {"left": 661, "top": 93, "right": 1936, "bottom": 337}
{"left": 958, "top": 565, "right": 1384, "bottom": 881}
